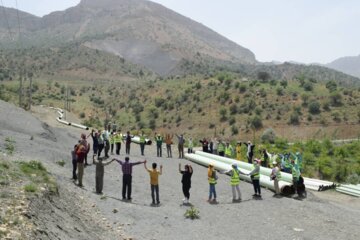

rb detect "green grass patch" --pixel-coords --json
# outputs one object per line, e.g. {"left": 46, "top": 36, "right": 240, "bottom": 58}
{"left": 4, "top": 137, "right": 16, "bottom": 155}
{"left": 24, "top": 184, "right": 37, "bottom": 192}
{"left": 56, "top": 160, "right": 66, "bottom": 167}
{"left": 184, "top": 206, "right": 200, "bottom": 220}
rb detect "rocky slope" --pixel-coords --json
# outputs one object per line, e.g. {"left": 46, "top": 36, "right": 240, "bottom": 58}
{"left": 326, "top": 54, "right": 360, "bottom": 78}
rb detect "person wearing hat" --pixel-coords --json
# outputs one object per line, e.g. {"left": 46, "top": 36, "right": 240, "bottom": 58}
{"left": 207, "top": 164, "right": 218, "bottom": 203}
{"left": 222, "top": 163, "right": 247, "bottom": 202}
{"left": 243, "top": 141, "right": 255, "bottom": 164}
{"left": 248, "top": 158, "right": 261, "bottom": 197}
{"left": 270, "top": 161, "right": 281, "bottom": 195}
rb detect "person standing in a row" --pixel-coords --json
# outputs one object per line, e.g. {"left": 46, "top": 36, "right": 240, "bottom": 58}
{"left": 114, "top": 156, "right": 145, "bottom": 200}
{"left": 139, "top": 131, "right": 146, "bottom": 156}
{"left": 179, "top": 163, "right": 193, "bottom": 204}
{"left": 155, "top": 133, "right": 163, "bottom": 157}
{"left": 176, "top": 134, "right": 185, "bottom": 158}
{"left": 244, "top": 141, "right": 255, "bottom": 163}
{"left": 125, "top": 131, "right": 132, "bottom": 155}
{"left": 249, "top": 159, "right": 261, "bottom": 198}
{"left": 144, "top": 161, "right": 162, "bottom": 205}
{"left": 165, "top": 133, "right": 173, "bottom": 158}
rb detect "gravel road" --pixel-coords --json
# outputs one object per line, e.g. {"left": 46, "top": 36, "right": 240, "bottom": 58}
{"left": 1, "top": 100, "right": 359, "bottom": 240}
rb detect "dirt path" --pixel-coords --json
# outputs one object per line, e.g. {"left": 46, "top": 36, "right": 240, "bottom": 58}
{"left": 2, "top": 101, "right": 360, "bottom": 240}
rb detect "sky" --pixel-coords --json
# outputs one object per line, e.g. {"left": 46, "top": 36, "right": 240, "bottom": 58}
{"left": 1, "top": 0, "right": 359, "bottom": 64}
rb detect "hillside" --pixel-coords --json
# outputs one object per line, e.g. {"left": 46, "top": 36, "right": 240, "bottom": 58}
{"left": 0, "top": 0, "right": 256, "bottom": 75}
{"left": 326, "top": 54, "right": 360, "bottom": 78}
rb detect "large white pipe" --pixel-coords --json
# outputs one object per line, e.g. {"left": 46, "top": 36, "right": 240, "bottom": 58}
{"left": 185, "top": 153, "right": 292, "bottom": 194}
{"left": 56, "top": 117, "right": 71, "bottom": 126}
{"left": 70, "top": 122, "right": 89, "bottom": 130}
{"left": 195, "top": 151, "right": 293, "bottom": 182}
{"left": 195, "top": 151, "right": 334, "bottom": 190}
{"left": 336, "top": 188, "right": 360, "bottom": 197}
{"left": 339, "top": 184, "right": 360, "bottom": 192}
{"left": 131, "top": 136, "right": 152, "bottom": 145}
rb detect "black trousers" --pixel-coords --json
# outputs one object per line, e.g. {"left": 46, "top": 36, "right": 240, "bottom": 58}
{"left": 252, "top": 179, "right": 261, "bottom": 195}
{"left": 247, "top": 153, "right": 253, "bottom": 164}
{"left": 151, "top": 184, "right": 160, "bottom": 204}
{"left": 157, "top": 145, "right": 162, "bottom": 157}
{"left": 72, "top": 160, "right": 77, "bottom": 179}
{"left": 182, "top": 184, "right": 191, "bottom": 199}
{"left": 98, "top": 144, "right": 104, "bottom": 158}
{"left": 219, "top": 151, "right": 224, "bottom": 157}
{"left": 115, "top": 143, "right": 121, "bottom": 155}
{"left": 104, "top": 140, "right": 110, "bottom": 157}
{"left": 126, "top": 143, "right": 130, "bottom": 154}
{"left": 140, "top": 143, "right": 145, "bottom": 155}
{"left": 122, "top": 174, "right": 132, "bottom": 199}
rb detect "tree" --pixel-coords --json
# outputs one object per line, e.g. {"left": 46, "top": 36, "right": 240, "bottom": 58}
{"left": 289, "top": 112, "right": 300, "bottom": 125}
{"left": 249, "top": 115, "right": 263, "bottom": 130}
{"left": 261, "top": 128, "right": 276, "bottom": 143}
{"left": 257, "top": 71, "right": 270, "bottom": 82}
{"left": 219, "top": 107, "right": 227, "bottom": 121}
{"left": 301, "top": 93, "right": 310, "bottom": 106}
{"left": 308, "top": 100, "right": 321, "bottom": 114}
{"left": 280, "top": 80, "right": 288, "bottom": 88}
{"left": 303, "top": 82, "right": 313, "bottom": 91}
{"left": 329, "top": 91, "right": 343, "bottom": 106}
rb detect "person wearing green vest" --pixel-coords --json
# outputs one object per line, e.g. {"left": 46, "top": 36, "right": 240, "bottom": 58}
{"left": 217, "top": 140, "right": 225, "bottom": 157}
{"left": 155, "top": 133, "right": 163, "bottom": 157}
{"left": 248, "top": 159, "right": 261, "bottom": 198}
{"left": 270, "top": 161, "right": 281, "bottom": 195}
{"left": 291, "top": 159, "right": 300, "bottom": 196}
{"left": 187, "top": 137, "right": 194, "bottom": 153}
{"left": 110, "top": 132, "right": 115, "bottom": 155}
{"left": 114, "top": 131, "right": 122, "bottom": 155}
{"left": 207, "top": 164, "right": 218, "bottom": 203}
{"left": 291, "top": 152, "right": 303, "bottom": 173}
{"left": 225, "top": 142, "right": 233, "bottom": 158}
{"left": 139, "top": 131, "right": 146, "bottom": 156}
{"left": 222, "top": 164, "right": 246, "bottom": 202}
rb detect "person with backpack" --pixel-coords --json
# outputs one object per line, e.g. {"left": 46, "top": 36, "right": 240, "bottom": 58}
{"left": 76, "top": 134, "right": 89, "bottom": 187}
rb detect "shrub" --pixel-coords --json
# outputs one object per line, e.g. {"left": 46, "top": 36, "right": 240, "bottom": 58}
{"left": 257, "top": 71, "right": 270, "bottom": 82}
{"left": 276, "top": 87, "right": 284, "bottom": 96}
{"left": 79, "top": 112, "right": 85, "bottom": 118}
{"left": 289, "top": 112, "right": 300, "bottom": 125}
{"left": 303, "top": 82, "right": 313, "bottom": 91}
{"left": 249, "top": 115, "right": 263, "bottom": 129}
{"left": 329, "top": 91, "right": 343, "bottom": 106}
{"left": 261, "top": 128, "right": 276, "bottom": 143}
{"left": 229, "top": 104, "right": 238, "bottom": 115}
{"left": 308, "top": 101, "right": 320, "bottom": 114}
{"left": 4, "top": 137, "right": 15, "bottom": 155}
{"left": 24, "top": 184, "right": 37, "bottom": 192}
{"left": 56, "top": 160, "right": 66, "bottom": 167}
{"left": 228, "top": 117, "right": 236, "bottom": 125}
{"left": 231, "top": 125, "right": 239, "bottom": 135}
{"left": 239, "top": 84, "right": 247, "bottom": 93}
{"left": 185, "top": 206, "right": 200, "bottom": 220}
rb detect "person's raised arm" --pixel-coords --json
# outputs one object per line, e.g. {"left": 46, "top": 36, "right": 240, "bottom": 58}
{"left": 189, "top": 165, "right": 193, "bottom": 174}
{"left": 113, "top": 158, "right": 122, "bottom": 165}
{"left": 144, "top": 160, "right": 148, "bottom": 171}
{"left": 103, "top": 159, "right": 115, "bottom": 166}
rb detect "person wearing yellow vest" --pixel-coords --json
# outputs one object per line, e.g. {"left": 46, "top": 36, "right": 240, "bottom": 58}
{"left": 217, "top": 140, "right": 225, "bottom": 156}
{"left": 110, "top": 132, "right": 115, "bottom": 155}
{"left": 139, "top": 131, "right": 146, "bottom": 156}
{"left": 235, "top": 142, "right": 242, "bottom": 161}
{"left": 207, "top": 164, "right": 218, "bottom": 203}
{"left": 225, "top": 142, "right": 233, "bottom": 158}
{"left": 248, "top": 158, "right": 261, "bottom": 198}
{"left": 114, "top": 131, "right": 122, "bottom": 155}
{"left": 222, "top": 164, "right": 246, "bottom": 202}
{"left": 187, "top": 137, "right": 194, "bottom": 153}
{"left": 270, "top": 161, "right": 281, "bottom": 195}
